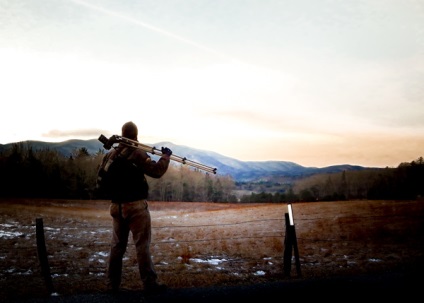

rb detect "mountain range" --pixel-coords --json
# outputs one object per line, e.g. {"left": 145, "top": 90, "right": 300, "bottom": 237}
{"left": 0, "top": 138, "right": 373, "bottom": 182}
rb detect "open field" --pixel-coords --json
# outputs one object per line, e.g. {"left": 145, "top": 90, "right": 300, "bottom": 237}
{"left": 1, "top": 199, "right": 423, "bottom": 301}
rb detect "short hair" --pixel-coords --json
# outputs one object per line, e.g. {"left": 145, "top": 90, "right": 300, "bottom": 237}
{"left": 122, "top": 121, "right": 138, "bottom": 140}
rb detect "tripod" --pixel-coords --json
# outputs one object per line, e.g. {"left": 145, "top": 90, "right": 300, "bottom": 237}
{"left": 98, "top": 134, "right": 217, "bottom": 174}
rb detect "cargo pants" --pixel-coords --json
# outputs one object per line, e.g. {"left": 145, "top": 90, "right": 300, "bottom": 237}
{"left": 106, "top": 200, "right": 158, "bottom": 290}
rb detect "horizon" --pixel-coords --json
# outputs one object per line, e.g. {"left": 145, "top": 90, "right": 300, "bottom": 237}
{"left": 1, "top": 136, "right": 420, "bottom": 169}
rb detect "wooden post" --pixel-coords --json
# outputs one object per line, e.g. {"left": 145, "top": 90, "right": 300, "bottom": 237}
{"left": 283, "top": 203, "right": 302, "bottom": 278}
{"left": 283, "top": 212, "right": 293, "bottom": 277}
{"left": 36, "top": 218, "right": 55, "bottom": 294}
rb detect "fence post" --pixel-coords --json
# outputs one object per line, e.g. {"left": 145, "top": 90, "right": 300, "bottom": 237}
{"left": 283, "top": 212, "right": 292, "bottom": 277}
{"left": 283, "top": 203, "right": 302, "bottom": 278}
{"left": 36, "top": 218, "right": 55, "bottom": 294}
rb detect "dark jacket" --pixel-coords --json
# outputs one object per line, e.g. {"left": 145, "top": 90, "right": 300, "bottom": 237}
{"left": 97, "top": 143, "right": 170, "bottom": 202}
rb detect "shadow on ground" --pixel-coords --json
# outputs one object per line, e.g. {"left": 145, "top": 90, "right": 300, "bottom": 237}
{"left": 13, "top": 270, "right": 421, "bottom": 303}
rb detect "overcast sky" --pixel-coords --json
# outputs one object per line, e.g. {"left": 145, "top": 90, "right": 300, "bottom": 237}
{"left": 1, "top": 0, "right": 423, "bottom": 168}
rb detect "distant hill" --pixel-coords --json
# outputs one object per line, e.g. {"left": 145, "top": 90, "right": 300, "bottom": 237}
{"left": 0, "top": 138, "right": 373, "bottom": 182}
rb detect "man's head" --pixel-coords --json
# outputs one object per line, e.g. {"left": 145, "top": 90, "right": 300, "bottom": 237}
{"left": 122, "top": 121, "right": 138, "bottom": 140}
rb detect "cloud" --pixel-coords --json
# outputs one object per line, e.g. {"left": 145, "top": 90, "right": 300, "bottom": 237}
{"left": 42, "top": 128, "right": 107, "bottom": 139}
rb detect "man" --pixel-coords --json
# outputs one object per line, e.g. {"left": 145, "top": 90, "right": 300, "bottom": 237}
{"left": 97, "top": 121, "right": 172, "bottom": 294}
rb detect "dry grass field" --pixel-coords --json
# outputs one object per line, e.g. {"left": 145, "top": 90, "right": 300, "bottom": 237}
{"left": 1, "top": 199, "right": 423, "bottom": 301}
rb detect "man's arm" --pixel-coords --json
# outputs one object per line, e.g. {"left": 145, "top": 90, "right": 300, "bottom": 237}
{"left": 133, "top": 149, "right": 171, "bottom": 179}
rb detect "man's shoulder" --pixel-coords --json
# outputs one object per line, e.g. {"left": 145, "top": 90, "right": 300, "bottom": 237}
{"left": 103, "top": 149, "right": 117, "bottom": 162}
{"left": 130, "top": 147, "right": 149, "bottom": 159}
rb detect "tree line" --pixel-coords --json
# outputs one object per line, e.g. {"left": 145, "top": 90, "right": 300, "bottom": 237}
{"left": 239, "top": 157, "right": 424, "bottom": 202}
{"left": 1, "top": 142, "right": 422, "bottom": 202}
{"left": 293, "top": 157, "right": 424, "bottom": 201}
{"left": 0, "top": 142, "right": 237, "bottom": 202}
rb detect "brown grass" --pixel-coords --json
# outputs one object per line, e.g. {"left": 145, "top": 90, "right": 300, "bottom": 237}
{"left": 1, "top": 199, "right": 423, "bottom": 301}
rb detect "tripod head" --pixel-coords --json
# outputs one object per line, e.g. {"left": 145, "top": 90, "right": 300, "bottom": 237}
{"left": 98, "top": 134, "right": 116, "bottom": 150}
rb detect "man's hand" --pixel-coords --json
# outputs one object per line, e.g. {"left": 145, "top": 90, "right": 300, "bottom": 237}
{"left": 161, "top": 147, "right": 172, "bottom": 156}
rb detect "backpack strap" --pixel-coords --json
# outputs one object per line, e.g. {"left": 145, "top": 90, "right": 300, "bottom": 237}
{"left": 118, "top": 146, "right": 134, "bottom": 159}
{"left": 104, "top": 147, "right": 133, "bottom": 171}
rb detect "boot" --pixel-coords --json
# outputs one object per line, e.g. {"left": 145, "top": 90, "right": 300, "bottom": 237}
{"left": 144, "top": 281, "right": 167, "bottom": 295}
